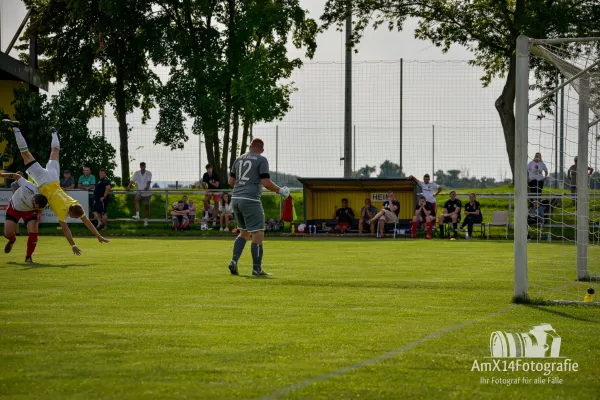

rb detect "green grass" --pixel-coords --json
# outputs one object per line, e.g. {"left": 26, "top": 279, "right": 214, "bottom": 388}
{"left": 1, "top": 238, "right": 599, "bottom": 399}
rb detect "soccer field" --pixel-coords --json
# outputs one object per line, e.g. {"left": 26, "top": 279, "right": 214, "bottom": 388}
{"left": 1, "top": 237, "right": 599, "bottom": 399}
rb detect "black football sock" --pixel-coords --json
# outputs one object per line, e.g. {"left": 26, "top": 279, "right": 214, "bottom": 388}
{"left": 251, "top": 243, "right": 263, "bottom": 272}
{"left": 231, "top": 236, "right": 246, "bottom": 264}
{"left": 453, "top": 223, "right": 458, "bottom": 237}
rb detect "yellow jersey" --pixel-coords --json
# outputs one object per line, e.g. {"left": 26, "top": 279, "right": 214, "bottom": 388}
{"left": 39, "top": 182, "right": 78, "bottom": 222}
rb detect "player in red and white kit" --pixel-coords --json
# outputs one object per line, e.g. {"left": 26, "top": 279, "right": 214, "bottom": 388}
{"left": 1, "top": 173, "right": 48, "bottom": 262}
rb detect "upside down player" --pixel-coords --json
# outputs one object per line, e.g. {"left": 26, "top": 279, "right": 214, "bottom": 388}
{"left": 4, "top": 120, "right": 109, "bottom": 255}
{"left": 1, "top": 172, "right": 48, "bottom": 262}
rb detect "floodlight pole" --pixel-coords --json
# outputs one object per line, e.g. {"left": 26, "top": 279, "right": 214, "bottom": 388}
{"left": 343, "top": 3, "right": 352, "bottom": 178}
{"left": 514, "top": 35, "right": 530, "bottom": 300}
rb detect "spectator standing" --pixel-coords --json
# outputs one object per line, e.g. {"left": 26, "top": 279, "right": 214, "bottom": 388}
{"left": 93, "top": 169, "right": 111, "bottom": 230}
{"left": 412, "top": 195, "right": 436, "bottom": 239}
{"left": 202, "top": 164, "right": 221, "bottom": 211}
{"left": 370, "top": 190, "right": 400, "bottom": 238}
{"left": 219, "top": 192, "right": 234, "bottom": 231}
{"left": 527, "top": 152, "right": 548, "bottom": 201}
{"left": 408, "top": 174, "right": 442, "bottom": 212}
{"left": 358, "top": 198, "right": 378, "bottom": 235}
{"left": 60, "top": 170, "right": 75, "bottom": 189}
{"left": 127, "top": 162, "right": 153, "bottom": 227}
{"left": 568, "top": 156, "right": 594, "bottom": 208}
{"left": 438, "top": 190, "right": 462, "bottom": 240}
{"left": 460, "top": 193, "right": 482, "bottom": 239}
{"left": 332, "top": 198, "right": 355, "bottom": 233}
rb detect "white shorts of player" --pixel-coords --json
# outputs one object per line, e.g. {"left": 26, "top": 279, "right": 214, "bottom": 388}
{"left": 26, "top": 160, "right": 60, "bottom": 187}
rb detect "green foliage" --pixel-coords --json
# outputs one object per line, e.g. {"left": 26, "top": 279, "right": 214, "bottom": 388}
{"left": 0, "top": 87, "right": 116, "bottom": 179}
{"left": 433, "top": 169, "right": 511, "bottom": 189}
{"left": 21, "top": 0, "right": 164, "bottom": 183}
{"left": 154, "top": 0, "right": 317, "bottom": 177}
{"left": 355, "top": 165, "right": 376, "bottom": 178}
{"left": 378, "top": 160, "right": 404, "bottom": 178}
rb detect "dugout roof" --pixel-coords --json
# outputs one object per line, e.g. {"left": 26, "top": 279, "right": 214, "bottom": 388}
{"left": 0, "top": 51, "right": 48, "bottom": 91}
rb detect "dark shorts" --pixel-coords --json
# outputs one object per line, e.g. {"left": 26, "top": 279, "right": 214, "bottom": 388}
{"left": 232, "top": 198, "right": 264, "bottom": 232}
{"left": 93, "top": 198, "right": 109, "bottom": 215}
{"left": 137, "top": 193, "right": 151, "bottom": 205}
{"left": 5, "top": 202, "right": 38, "bottom": 224}
{"left": 441, "top": 216, "right": 458, "bottom": 223}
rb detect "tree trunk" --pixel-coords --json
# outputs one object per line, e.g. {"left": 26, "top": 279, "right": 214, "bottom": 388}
{"left": 220, "top": 0, "right": 236, "bottom": 180}
{"left": 115, "top": 67, "right": 130, "bottom": 185}
{"left": 241, "top": 116, "right": 250, "bottom": 154}
{"left": 230, "top": 105, "right": 240, "bottom": 169}
{"left": 495, "top": 54, "right": 517, "bottom": 182}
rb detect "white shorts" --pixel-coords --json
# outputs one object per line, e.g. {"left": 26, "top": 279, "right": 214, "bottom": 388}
{"left": 26, "top": 160, "right": 60, "bottom": 187}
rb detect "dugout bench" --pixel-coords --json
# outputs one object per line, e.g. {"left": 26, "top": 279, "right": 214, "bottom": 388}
{"left": 298, "top": 178, "right": 417, "bottom": 236}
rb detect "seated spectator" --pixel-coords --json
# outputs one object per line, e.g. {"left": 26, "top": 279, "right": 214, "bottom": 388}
{"left": 188, "top": 199, "right": 197, "bottom": 225}
{"left": 527, "top": 200, "right": 545, "bottom": 239}
{"left": 60, "top": 170, "right": 75, "bottom": 189}
{"left": 358, "top": 198, "right": 377, "bottom": 235}
{"left": 438, "top": 190, "right": 462, "bottom": 240}
{"left": 460, "top": 193, "right": 483, "bottom": 239}
{"left": 219, "top": 193, "right": 234, "bottom": 231}
{"left": 202, "top": 202, "right": 217, "bottom": 227}
{"left": 170, "top": 200, "right": 190, "bottom": 231}
{"left": 332, "top": 198, "right": 355, "bottom": 233}
{"left": 370, "top": 190, "right": 400, "bottom": 237}
{"left": 412, "top": 195, "right": 436, "bottom": 239}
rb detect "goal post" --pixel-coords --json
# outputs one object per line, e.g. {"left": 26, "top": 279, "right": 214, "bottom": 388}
{"left": 514, "top": 35, "right": 600, "bottom": 304}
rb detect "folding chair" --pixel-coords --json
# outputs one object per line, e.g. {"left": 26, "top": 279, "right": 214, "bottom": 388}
{"left": 487, "top": 211, "right": 509, "bottom": 239}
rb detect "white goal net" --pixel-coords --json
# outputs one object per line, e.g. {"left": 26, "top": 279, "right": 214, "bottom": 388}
{"left": 515, "top": 35, "right": 600, "bottom": 304}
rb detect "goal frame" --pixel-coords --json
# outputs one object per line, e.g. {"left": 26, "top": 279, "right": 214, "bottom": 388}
{"left": 514, "top": 35, "right": 600, "bottom": 302}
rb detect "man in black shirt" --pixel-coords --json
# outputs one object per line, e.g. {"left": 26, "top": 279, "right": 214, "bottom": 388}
{"left": 332, "top": 198, "right": 355, "bottom": 233}
{"left": 460, "top": 193, "right": 482, "bottom": 238}
{"left": 93, "top": 168, "right": 111, "bottom": 230}
{"left": 438, "top": 190, "right": 462, "bottom": 239}
{"left": 202, "top": 164, "right": 221, "bottom": 221}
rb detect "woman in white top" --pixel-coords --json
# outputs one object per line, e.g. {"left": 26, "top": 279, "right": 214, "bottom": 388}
{"left": 527, "top": 152, "right": 548, "bottom": 199}
{"left": 219, "top": 192, "right": 234, "bottom": 231}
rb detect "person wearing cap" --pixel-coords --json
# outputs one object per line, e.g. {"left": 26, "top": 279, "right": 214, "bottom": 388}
{"left": 438, "top": 189, "right": 462, "bottom": 240}
{"left": 568, "top": 156, "right": 594, "bottom": 208}
{"left": 60, "top": 170, "right": 75, "bottom": 189}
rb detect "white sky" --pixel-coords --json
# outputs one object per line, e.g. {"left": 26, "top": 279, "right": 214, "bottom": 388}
{"left": 4, "top": 0, "right": 584, "bottom": 186}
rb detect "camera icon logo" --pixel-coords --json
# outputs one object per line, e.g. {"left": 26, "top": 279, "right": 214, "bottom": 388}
{"left": 490, "top": 324, "right": 562, "bottom": 358}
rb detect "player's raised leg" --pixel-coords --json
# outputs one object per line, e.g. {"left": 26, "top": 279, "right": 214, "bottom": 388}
{"left": 3, "top": 120, "right": 35, "bottom": 165}
{"left": 49, "top": 127, "right": 60, "bottom": 161}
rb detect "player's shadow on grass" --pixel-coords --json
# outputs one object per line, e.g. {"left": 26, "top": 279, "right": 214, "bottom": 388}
{"left": 524, "top": 304, "right": 596, "bottom": 322}
{"left": 7, "top": 261, "right": 92, "bottom": 270}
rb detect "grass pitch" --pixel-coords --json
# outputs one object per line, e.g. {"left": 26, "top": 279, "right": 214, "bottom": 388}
{"left": 1, "top": 237, "right": 599, "bottom": 399}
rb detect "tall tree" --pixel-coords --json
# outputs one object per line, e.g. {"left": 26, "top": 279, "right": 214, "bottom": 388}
{"left": 154, "top": 0, "right": 317, "bottom": 179}
{"left": 322, "top": 0, "right": 600, "bottom": 181}
{"left": 21, "top": 0, "right": 164, "bottom": 184}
